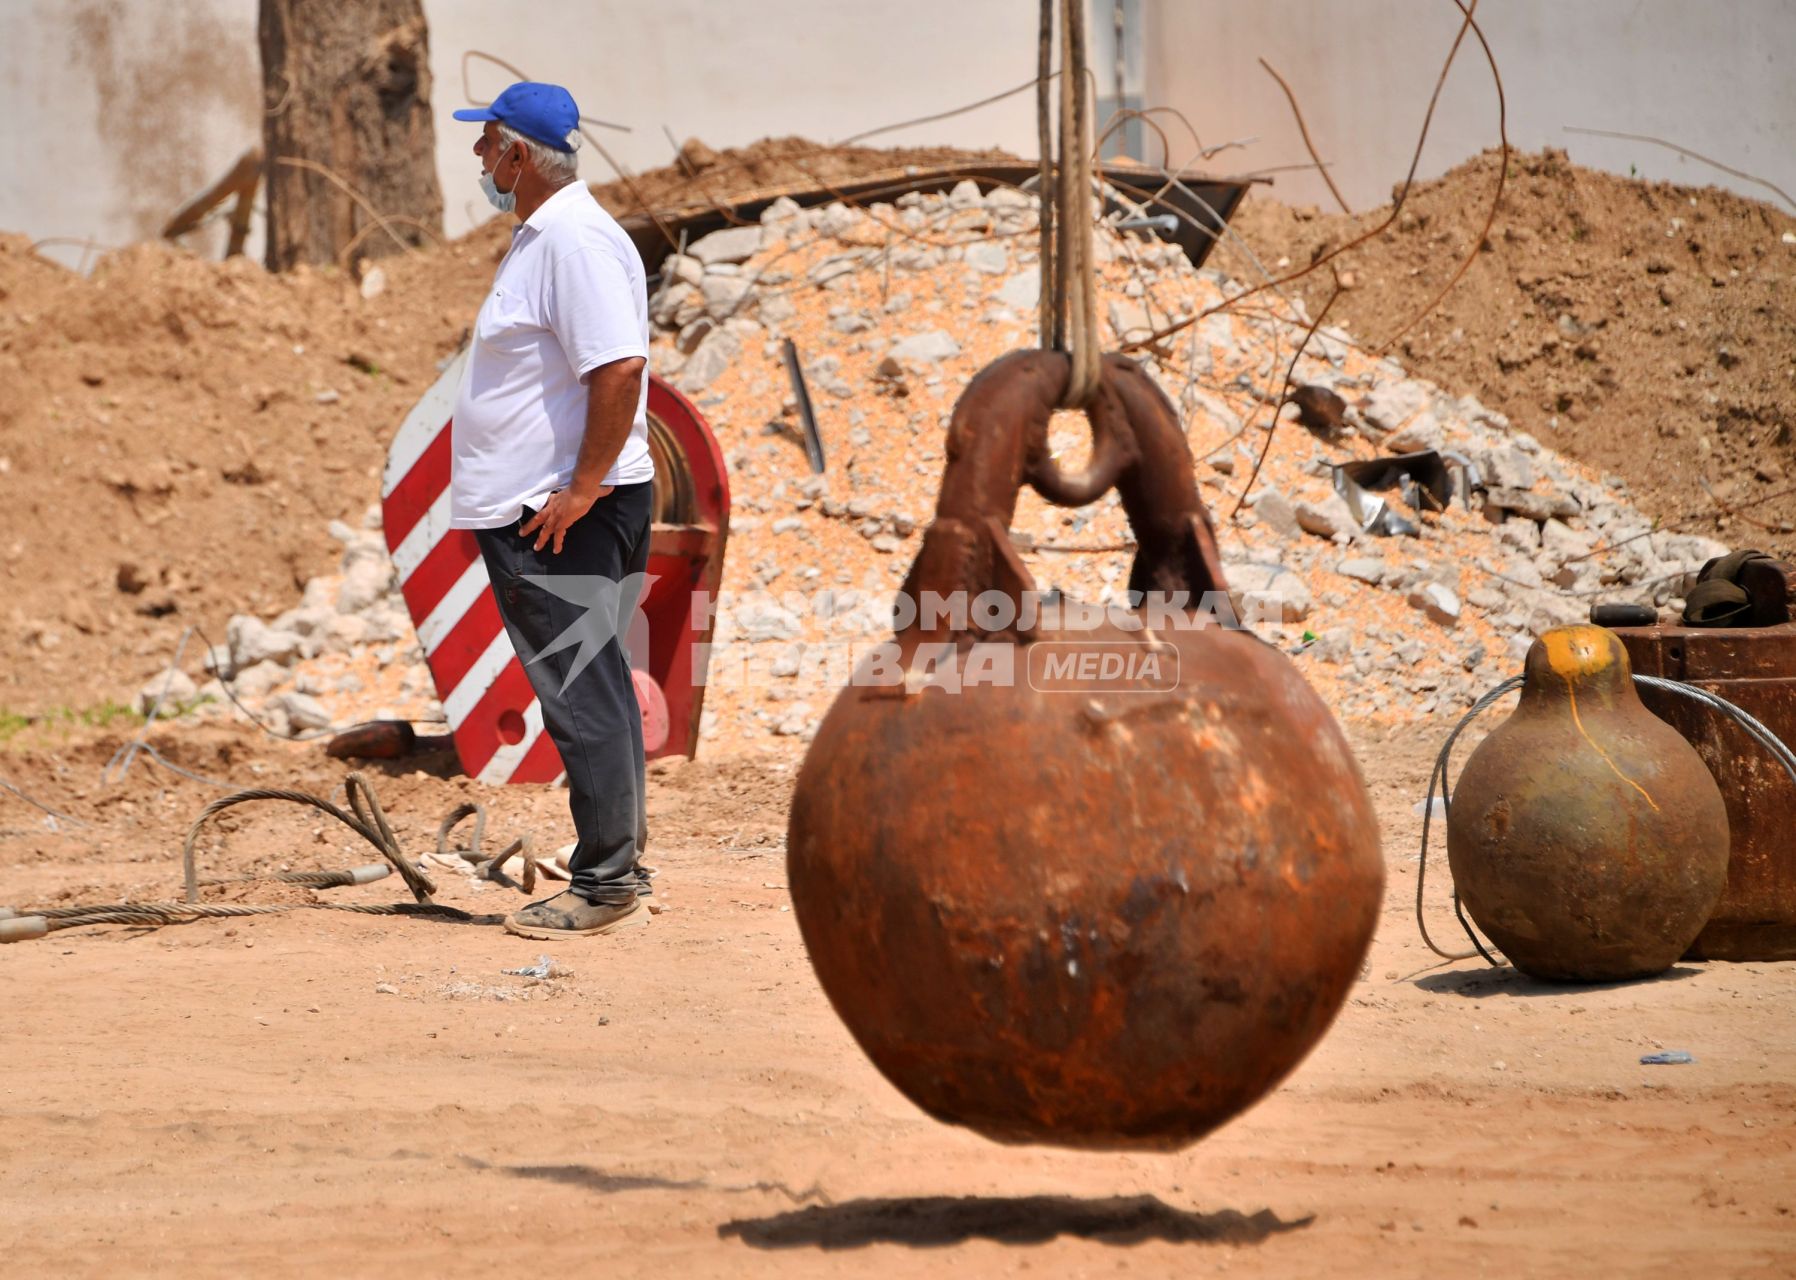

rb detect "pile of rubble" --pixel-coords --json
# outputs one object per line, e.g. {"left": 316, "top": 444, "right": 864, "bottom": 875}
{"left": 158, "top": 178, "right": 1727, "bottom": 748}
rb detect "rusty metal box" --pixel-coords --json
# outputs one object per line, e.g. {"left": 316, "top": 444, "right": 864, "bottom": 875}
{"left": 1613, "top": 622, "right": 1796, "bottom": 960}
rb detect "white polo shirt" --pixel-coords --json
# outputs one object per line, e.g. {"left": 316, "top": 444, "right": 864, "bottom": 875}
{"left": 450, "top": 181, "right": 654, "bottom": 529}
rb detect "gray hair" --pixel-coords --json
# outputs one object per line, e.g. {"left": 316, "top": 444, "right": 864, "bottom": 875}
{"left": 495, "top": 122, "right": 580, "bottom": 184}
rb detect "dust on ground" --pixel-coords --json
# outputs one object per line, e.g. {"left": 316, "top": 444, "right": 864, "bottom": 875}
{"left": 1, "top": 720, "right": 1791, "bottom": 1277}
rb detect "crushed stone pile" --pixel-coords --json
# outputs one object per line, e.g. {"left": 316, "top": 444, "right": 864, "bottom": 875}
{"left": 181, "top": 178, "right": 1728, "bottom": 754}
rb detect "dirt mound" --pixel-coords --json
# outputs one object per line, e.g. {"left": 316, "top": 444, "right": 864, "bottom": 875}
{"left": 1214, "top": 148, "right": 1796, "bottom": 558}
{"left": 0, "top": 139, "right": 1014, "bottom": 721}
{"left": 591, "top": 135, "right": 1017, "bottom": 216}
{"left": 0, "top": 232, "right": 492, "bottom": 717}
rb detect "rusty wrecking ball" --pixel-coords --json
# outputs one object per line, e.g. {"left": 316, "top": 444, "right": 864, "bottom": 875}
{"left": 786, "top": 350, "right": 1384, "bottom": 1150}
{"left": 1448, "top": 625, "right": 1730, "bottom": 982}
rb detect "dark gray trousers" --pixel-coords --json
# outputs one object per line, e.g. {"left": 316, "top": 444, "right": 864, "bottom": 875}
{"left": 474, "top": 482, "right": 653, "bottom": 905}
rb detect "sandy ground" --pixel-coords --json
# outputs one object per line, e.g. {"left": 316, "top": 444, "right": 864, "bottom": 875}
{"left": 1, "top": 720, "right": 1792, "bottom": 1278}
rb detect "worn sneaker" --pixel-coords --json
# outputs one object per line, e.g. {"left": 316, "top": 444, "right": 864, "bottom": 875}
{"left": 504, "top": 890, "right": 646, "bottom": 940}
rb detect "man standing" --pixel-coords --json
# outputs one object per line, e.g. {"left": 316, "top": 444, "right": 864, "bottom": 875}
{"left": 450, "top": 82, "right": 656, "bottom": 939}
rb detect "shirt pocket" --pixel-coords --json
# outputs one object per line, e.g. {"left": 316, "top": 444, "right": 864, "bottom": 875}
{"left": 475, "top": 284, "right": 539, "bottom": 352}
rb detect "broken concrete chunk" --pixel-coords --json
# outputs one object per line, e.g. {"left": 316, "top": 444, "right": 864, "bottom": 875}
{"left": 663, "top": 253, "right": 705, "bottom": 287}
{"left": 1335, "top": 557, "right": 1387, "bottom": 586}
{"left": 336, "top": 559, "right": 392, "bottom": 615}
{"left": 1485, "top": 486, "right": 1579, "bottom": 521}
{"left": 687, "top": 225, "right": 764, "bottom": 266}
{"left": 675, "top": 317, "right": 716, "bottom": 354}
{"left": 1539, "top": 517, "right": 1595, "bottom": 563}
{"left": 759, "top": 195, "right": 803, "bottom": 226}
{"left": 1475, "top": 445, "right": 1535, "bottom": 491}
{"left": 1385, "top": 412, "right": 1444, "bottom": 454}
{"left": 1407, "top": 582, "right": 1462, "bottom": 626}
{"left": 227, "top": 615, "right": 303, "bottom": 667}
{"left": 1227, "top": 562, "right": 1313, "bottom": 625}
{"left": 1107, "top": 299, "right": 1154, "bottom": 342}
{"left": 964, "top": 242, "right": 1009, "bottom": 275}
{"left": 276, "top": 691, "right": 333, "bottom": 732}
{"left": 1294, "top": 493, "right": 1361, "bottom": 541}
{"left": 675, "top": 327, "right": 741, "bottom": 394}
{"left": 1361, "top": 381, "right": 1429, "bottom": 433}
{"left": 231, "top": 658, "right": 289, "bottom": 700}
{"left": 947, "top": 179, "right": 984, "bottom": 209}
{"left": 137, "top": 669, "right": 198, "bottom": 716}
{"left": 816, "top": 202, "right": 861, "bottom": 239}
{"left": 651, "top": 281, "right": 695, "bottom": 327}
{"left": 1248, "top": 487, "right": 1302, "bottom": 541}
{"left": 888, "top": 330, "right": 961, "bottom": 363}
{"left": 996, "top": 267, "right": 1040, "bottom": 310}
{"left": 700, "top": 274, "right": 753, "bottom": 320}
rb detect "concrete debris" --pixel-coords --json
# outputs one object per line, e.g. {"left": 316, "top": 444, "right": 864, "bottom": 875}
{"left": 227, "top": 615, "right": 302, "bottom": 667}
{"left": 996, "top": 267, "right": 1040, "bottom": 311}
{"left": 1295, "top": 493, "right": 1362, "bottom": 541}
{"left": 137, "top": 669, "right": 198, "bottom": 716}
{"left": 1228, "top": 562, "right": 1313, "bottom": 624}
{"left": 676, "top": 327, "right": 741, "bottom": 394}
{"left": 887, "top": 330, "right": 962, "bottom": 363}
{"left": 1385, "top": 413, "right": 1444, "bottom": 454}
{"left": 1249, "top": 487, "right": 1302, "bottom": 541}
{"left": 1408, "top": 582, "right": 1462, "bottom": 626}
{"left": 963, "top": 242, "right": 1009, "bottom": 275}
{"left": 686, "top": 225, "right": 764, "bottom": 266}
{"left": 1335, "top": 557, "right": 1387, "bottom": 586}
{"left": 275, "top": 690, "right": 333, "bottom": 731}
{"left": 700, "top": 274, "right": 753, "bottom": 321}
{"left": 1485, "top": 485, "right": 1579, "bottom": 522}
{"left": 176, "top": 180, "right": 1732, "bottom": 747}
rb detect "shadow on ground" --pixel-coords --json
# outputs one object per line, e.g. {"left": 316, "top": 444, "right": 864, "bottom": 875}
{"left": 504, "top": 1163, "right": 707, "bottom": 1194}
{"left": 484, "top": 1159, "right": 821, "bottom": 1204}
{"left": 1413, "top": 963, "right": 1704, "bottom": 998}
{"left": 718, "top": 1194, "right": 1314, "bottom": 1250}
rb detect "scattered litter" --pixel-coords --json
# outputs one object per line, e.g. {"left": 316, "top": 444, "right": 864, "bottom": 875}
{"left": 374, "top": 981, "right": 399, "bottom": 995}
{"left": 1413, "top": 797, "right": 1448, "bottom": 820}
{"left": 503, "top": 954, "right": 564, "bottom": 980}
{"left": 1332, "top": 451, "right": 1476, "bottom": 537}
{"left": 1640, "top": 1050, "right": 1695, "bottom": 1065}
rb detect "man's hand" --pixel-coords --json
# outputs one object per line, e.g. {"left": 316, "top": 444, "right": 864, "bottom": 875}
{"left": 520, "top": 483, "right": 614, "bottom": 553}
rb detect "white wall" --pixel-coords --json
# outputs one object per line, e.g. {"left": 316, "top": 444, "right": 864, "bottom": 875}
{"left": 1143, "top": 0, "right": 1796, "bottom": 215}
{"left": 1, "top": 0, "right": 260, "bottom": 267}
{"left": 429, "top": 0, "right": 1047, "bottom": 240}
{"left": 4, "top": 0, "right": 1792, "bottom": 271}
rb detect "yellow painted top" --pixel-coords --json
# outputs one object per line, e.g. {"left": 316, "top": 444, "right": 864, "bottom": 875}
{"left": 1540, "top": 625, "right": 1616, "bottom": 683}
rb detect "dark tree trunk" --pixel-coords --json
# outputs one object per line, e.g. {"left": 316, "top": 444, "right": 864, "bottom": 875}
{"left": 259, "top": 0, "right": 444, "bottom": 272}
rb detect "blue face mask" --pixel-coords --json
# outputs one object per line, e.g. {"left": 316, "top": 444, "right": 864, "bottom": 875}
{"left": 480, "top": 166, "right": 516, "bottom": 214}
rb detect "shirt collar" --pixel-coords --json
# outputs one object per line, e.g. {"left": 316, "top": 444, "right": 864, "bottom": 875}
{"left": 522, "top": 180, "right": 590, "bottom": 232}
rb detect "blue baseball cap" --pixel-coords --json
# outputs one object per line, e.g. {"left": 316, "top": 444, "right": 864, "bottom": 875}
{"left": 454, "top": 82, "right": 579, "bottom": 153}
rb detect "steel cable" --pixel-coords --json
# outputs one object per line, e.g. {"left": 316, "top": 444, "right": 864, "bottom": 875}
{"left": 0, "top": 774, "right": 530, "bottom": 943}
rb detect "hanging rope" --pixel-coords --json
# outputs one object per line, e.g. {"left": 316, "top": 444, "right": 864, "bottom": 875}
{"left": 1038, "top": 0, "right": 1103, "bottom": 408}
{"left": 1037, "top": 0, "right": 1058, "bottom": 353}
